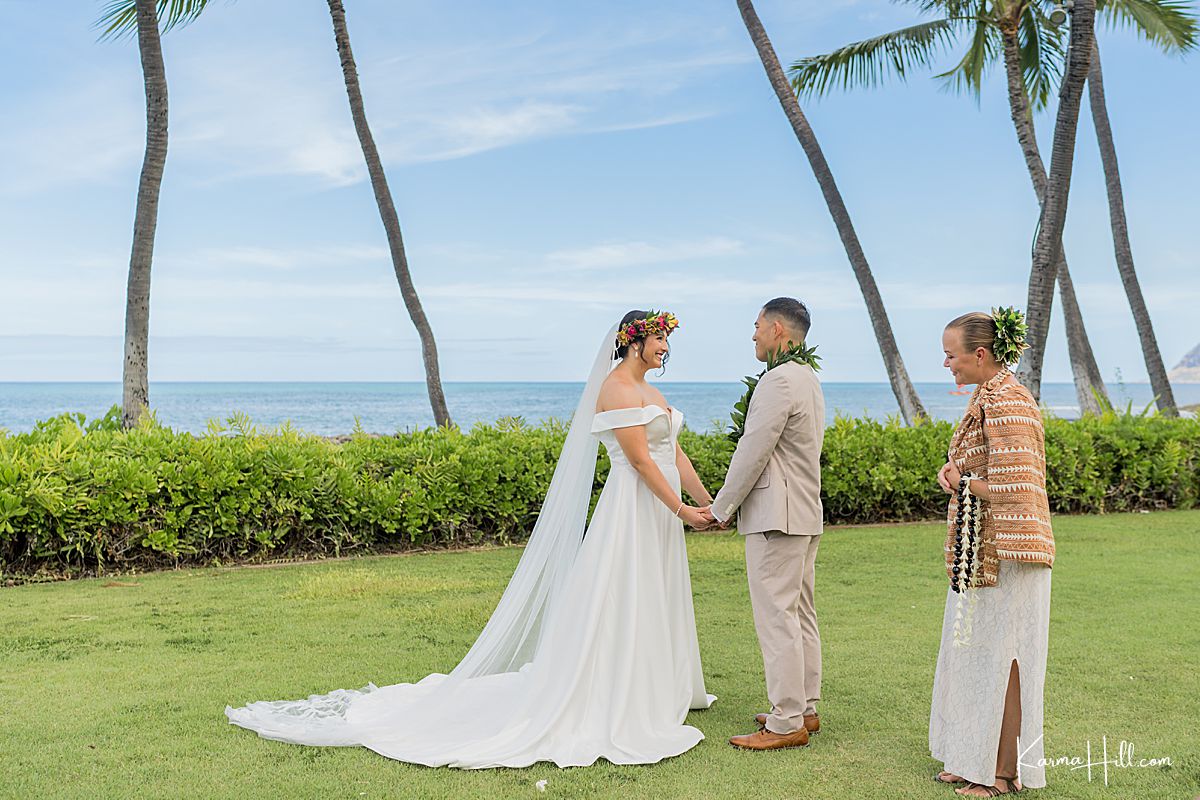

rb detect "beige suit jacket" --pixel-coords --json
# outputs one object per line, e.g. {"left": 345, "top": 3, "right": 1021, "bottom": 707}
{"left": 712, "top": 360, "right": 824, "bottom": 535}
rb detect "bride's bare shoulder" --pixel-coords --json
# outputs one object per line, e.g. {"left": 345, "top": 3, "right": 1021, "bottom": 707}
{"left": 596, "top": 375, "right": 641, "bottom": 413}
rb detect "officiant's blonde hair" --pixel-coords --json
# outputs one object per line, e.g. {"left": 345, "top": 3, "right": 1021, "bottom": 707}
{"left": 945, "top": 312, "right": 997, "bottom": 360}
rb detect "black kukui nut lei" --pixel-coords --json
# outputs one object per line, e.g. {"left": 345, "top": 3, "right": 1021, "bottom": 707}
{"left": 952, "top": 473, "right": 978, "bottom": 594}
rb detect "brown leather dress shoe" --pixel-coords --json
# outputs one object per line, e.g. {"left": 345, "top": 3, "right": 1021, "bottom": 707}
{"left": 754, "top": 712, "right": 820, "bottom": 734}
{"left": 729, "top": 726, "right": 810, "bottom": 750}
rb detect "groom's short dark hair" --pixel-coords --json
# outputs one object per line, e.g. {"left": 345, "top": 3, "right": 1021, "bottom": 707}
{"left": 762, "top": 297, "right": 811, "bottom": 339}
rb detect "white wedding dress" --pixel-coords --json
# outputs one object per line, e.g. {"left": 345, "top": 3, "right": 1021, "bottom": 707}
{"left": 226, "top": 327, "right": 716, "bottom": 769}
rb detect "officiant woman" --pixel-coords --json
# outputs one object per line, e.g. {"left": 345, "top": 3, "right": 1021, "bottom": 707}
{"left": 929, "top": 309, "right": 1055, "bottom": 798}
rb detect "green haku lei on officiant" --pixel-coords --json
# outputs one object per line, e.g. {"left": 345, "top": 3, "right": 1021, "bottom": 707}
{"left": 727, "top": 341, "right": 821, "bottom": 444}
{"left": 991, "top": 306, "right": 1029, "bottom": 367}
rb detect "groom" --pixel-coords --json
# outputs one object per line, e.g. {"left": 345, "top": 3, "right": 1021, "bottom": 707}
{"left": 701, "top": 297, "right": 826, "bottom": 751}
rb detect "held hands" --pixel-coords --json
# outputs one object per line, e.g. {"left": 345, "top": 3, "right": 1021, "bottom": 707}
{"left": 675, "top": 491, "right": 732, "bottom": 531}
{"left": 936, "top": 461, "right": 962, "bottom": 495}
{"left": 678, "top": 505, "right": 712, "bottom": 530}
{"left": 696, "top": 505, "right": 732, "bottom": 530}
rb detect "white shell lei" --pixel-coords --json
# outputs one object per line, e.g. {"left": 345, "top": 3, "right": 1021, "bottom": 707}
{"left": 951, "top": 472, "right": 983, "bottom": 647}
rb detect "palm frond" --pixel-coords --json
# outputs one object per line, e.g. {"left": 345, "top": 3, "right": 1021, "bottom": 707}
{"left": 788, "top": 18, "right": 964, "bottom": 97}
{"left": 97, "top": 0, "right": 216, "bottom": 40}
{"left": 1019, "top": 7, "right": 1067, "bottom": 110}
{"left": 934, "top": 14, "right": 1003, "bottom": 99}
{"left": 1095, "top": 0, "right": 1198, "bottom": 51}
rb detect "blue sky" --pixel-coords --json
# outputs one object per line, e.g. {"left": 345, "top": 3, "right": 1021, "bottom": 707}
{"left": 1, "top": 0, "right": 1196, "bottom": 383}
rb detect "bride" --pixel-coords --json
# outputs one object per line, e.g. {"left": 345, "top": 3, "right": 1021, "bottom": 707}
{"left": 226, "top": 309, "right": 718, "bottom": 768}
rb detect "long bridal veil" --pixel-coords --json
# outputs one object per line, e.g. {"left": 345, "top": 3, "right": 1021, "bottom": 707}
{"left": 226, "top": 324, "right": 620, "bottom": 743}
{"left": 448, "top": 322, "right": 617, "bottom": 678}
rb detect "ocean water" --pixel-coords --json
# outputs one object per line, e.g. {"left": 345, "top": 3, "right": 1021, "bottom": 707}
{"left": 1, "top": 381, "right": 1196, "bottom": 436}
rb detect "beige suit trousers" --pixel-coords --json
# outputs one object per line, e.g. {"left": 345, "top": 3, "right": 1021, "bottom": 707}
{"left": 745, "top": 531, "right": 822, "bottom": 735}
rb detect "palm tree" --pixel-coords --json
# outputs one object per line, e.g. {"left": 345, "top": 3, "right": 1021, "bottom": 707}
{"left": 102, "top": 0, "right": 454, "bottom": 427}
{"left": 1088, "top": 43, "right": 1176, "bottom": 413}
{"left": 789, "top": 0, "right": 1108, "bottom": 413}
{"left": 1022, "top": 0, "right": 1098, "bottom": 401}
{"left": 997, "top": 2, "right": 1110, "bottom": 411}
{"left": 99, "top": 0, "right": 208, "bottom": 427}
{"left": 790, "top": 0, "right": 1194, "bottom": 408}
{"left": 325, "top": 0, "right": 451, "bottom": 427}
{"left": 1087, "top": 1, "right": 1196, "bottom": 415}
{"left": 1026, "top": 0, "right": 1191, "bottom": 400}
{"left": 736, "top": 0, "right": 929, "bottom": 424}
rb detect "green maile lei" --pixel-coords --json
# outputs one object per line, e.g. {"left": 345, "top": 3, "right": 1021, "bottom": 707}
{"left": 727, "top": 341, "right": 821, "bottom": 444}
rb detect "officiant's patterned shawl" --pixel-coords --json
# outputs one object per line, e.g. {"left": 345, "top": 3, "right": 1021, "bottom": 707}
{"left": 945, "top": 369, "right": 1055, "bottom": 587}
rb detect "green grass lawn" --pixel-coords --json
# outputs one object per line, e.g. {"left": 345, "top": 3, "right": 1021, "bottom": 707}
{"left": 2, "top": 511, "right": 1197, "bottom": 800}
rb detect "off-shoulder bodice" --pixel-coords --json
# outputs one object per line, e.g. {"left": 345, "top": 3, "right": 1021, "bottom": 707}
{"left": 590, "top": 404, "right": 682, "bottom": 470}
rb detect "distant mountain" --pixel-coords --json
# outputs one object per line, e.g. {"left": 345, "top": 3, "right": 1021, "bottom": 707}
{"left": 1170, "top": 343, "right": 1200, "bottom": 383}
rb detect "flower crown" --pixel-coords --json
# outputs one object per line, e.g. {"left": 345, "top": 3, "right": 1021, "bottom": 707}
{"left": 615, "top": 310, "right": 680, "bottom": 348}
{"left": 991, "top": 306, "right": 1030, "bottom": 366}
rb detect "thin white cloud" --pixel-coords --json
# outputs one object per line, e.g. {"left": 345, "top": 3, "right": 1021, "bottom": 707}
{"left": 371, "top": 26, "right": 752, "bottom": 99}
{"left": 384, "top": 101, "right": 588, "bottom": 165}
{"left": 420, "top": 242, "right": 528, "bottom": 265}
{"left": 150, "top": 276, "right": 393, "bottom": 300}
{"left": 500, "top": 49, "right": 753, "bottom": 97}
{"left": 421, "top": 282, "right": 626, "bottom": 306}
{"left": 0, "top": 333, "right": 407, "bottom": 356}
{"left": 545, "top": 237, "right": 745, "bottom": 271}
{"left": 419, "top": 269, "right": 860, "bottom": 309}
{"left": 169, "top": 244, "right": 390, "bottom": 270}
{"left": 875, "top": 281, "right": 1027, "bottom": 311}
{"left": 1071, "top": 282, "right": 1200, "bottom": 312}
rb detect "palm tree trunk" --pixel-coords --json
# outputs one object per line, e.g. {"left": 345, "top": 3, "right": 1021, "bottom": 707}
{"left": 1057, "top": 264, "right": 1106, "bottom": 413}
{"left": 1087, "top": 40, "right": 1178, "bottom": 416}
{"left": 326, "top": 0, "right": 452, "bottom": 428}
{"left": 736, "top": 0, "right": 927, "bottom": 424}
{"left": 121, "top": 0, "right": 169, "bottom": 429}
{"left": 1000, "top": 24, "right": 1106, "bottom": 414}
{"left": 1018, "top": 0, "right": 1097, "bottom": 401}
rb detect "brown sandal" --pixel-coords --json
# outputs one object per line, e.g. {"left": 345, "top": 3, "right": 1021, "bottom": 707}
{"left": 954, "top": 777, "right": 1022, "bottom": 796}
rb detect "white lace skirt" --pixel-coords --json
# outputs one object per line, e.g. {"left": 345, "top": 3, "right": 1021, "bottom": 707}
{"left": 929, "top": 560, "right": 1052, "bottom": 788}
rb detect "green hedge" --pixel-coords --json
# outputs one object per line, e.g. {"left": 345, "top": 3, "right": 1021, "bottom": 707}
{"left": 1, "top": 408, "right": 1197, "bottom": 576}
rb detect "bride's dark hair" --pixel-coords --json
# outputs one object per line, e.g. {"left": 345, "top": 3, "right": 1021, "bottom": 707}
{"left": 614, "top": 309, "right": 670, "bottom": 373}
